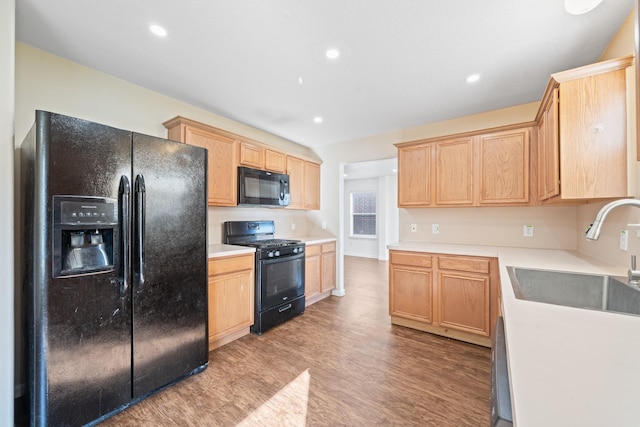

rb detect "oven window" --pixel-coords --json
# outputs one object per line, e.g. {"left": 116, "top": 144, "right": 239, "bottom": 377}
{"left": 262, "top": 256, "right": 304, "bottom": 304}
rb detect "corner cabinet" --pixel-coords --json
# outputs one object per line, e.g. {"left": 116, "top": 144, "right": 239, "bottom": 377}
{"left": 305, "top": 240, "right": 336, "bottom": 306}
{"left": 208, "top": 253, "right": 255, "bottom": 350}
{"left": 287, "top": 156, "right": 321, "bottom": 210}
{"left": 536, "top": 55, "right": 635, "bottom": 203}
{"left": 389, "top": 250, "right": 500, "bottom": 347}
{"left": 397, "top": 126, "right": 532, "bottom": 208}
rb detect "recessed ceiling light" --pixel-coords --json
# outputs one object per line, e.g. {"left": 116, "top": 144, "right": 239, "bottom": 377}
{"left": 298, "top": 77, "right": 304, "bottom": 85}
{"left": 466, "top": 74, "right": 480, "bottom": 83}
{"left": 564, "top": 0, "right": 603, "bottom": 15}
{"left": 313, "top": 116, "right": 323, "bottom": 124}
{"left": 149, "top": 24, "right": 167, "bottom": 37}
{"left": 325, "top": 48, "right": 340, "bottom": 60}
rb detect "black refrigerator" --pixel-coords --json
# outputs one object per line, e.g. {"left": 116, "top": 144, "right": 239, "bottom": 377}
{"left": 21, "top": 111, "right": 209, "bottom": 426}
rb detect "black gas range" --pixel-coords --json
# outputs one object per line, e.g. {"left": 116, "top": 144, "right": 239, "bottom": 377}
{"left": 223, "top": 221, "right": 305, "bottom": 334}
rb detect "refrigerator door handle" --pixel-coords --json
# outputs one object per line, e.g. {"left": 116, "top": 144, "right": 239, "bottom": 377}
{"left": 120, "top": 175, "right": 131, "bottom": 297}
{"left": 135, "top": 174, "right": 146, "bottom": 290}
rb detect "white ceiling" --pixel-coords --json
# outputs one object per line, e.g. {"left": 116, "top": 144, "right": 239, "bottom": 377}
{"left": 16, "top": 0, "right": 635, "bottom": 148}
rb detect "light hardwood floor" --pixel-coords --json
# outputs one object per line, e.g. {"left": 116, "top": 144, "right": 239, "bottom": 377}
{"left": 103, "top": 256, "right": 491, "bottom": 426}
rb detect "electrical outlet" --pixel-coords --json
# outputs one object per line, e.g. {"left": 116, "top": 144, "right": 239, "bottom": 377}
{"left": 620, "top": 229, "right": 628, "bottom": 250}
{"left": 291, "top": 222, "right": 296, "bottom": 231}
{"left": 410, "top": 224, "right": 417, "bottom": 233}
{"left": 322, "top": 221, "right": 327, "bottom": 229}
{"left": 432, "top": 224, "right": 440, "bottom": 234}
{"left": 523, "top": 225, "right": 534, "bottom": 237}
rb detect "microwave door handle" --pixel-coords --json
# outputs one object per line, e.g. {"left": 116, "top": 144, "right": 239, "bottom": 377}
{"left": 280, "top": 179, "right": 285, "bottom": 201}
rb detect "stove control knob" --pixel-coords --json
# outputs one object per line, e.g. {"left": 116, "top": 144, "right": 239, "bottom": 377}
{"left": 292, "top": 248, "right": 298, "bottom": 254}
{"left": 274, "top": 250, "right": 281, "bottom": 257}
{"left": 268, "top": 251, "right": 275, "bottom": 258}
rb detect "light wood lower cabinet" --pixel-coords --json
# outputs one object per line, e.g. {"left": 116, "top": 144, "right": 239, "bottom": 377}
{"left": 389, "top": 250, "right": 499, "bottom": 347}
{"left": 305, "top": 241, "right": 336, "bottom": 306}
{"left": 208, "top": 253, "right": 254, "bottom": 350}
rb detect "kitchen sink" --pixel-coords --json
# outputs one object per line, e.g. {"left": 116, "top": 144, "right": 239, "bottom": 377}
{"left": 507, "top": 267, "right": 640, "bottom": 317}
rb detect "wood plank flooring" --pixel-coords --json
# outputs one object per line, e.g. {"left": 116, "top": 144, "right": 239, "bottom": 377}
{"left": 103, "top": 256, "right": 491, "bottom": 426}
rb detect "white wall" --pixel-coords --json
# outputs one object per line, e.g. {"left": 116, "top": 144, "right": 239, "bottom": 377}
{"left": 1, "top": 0, "right": 15, "bottom": 424}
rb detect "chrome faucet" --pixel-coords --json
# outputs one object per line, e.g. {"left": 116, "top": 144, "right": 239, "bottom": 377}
{"left": 585, "top": 198, "right": 640, "bottom": 240}
{"left": 629, "top": 255, "right": 640, "bottom": 286}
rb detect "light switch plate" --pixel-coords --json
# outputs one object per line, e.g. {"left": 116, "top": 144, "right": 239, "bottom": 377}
{"left": 432, "top": 224, "right": 440, "bottom": 234}
{"left": 620, "top": 229, "right": 628, "bottom": 250}
{"left": 523, "top": 225, "right": 534, "bottom": 237}
{"left": 410, "top": 224, "right": 417, "bottom": 233}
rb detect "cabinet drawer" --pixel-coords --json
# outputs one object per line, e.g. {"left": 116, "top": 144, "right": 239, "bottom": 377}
{"left": 390, "top": 251, "right": 432, "bottom": 268}
{"left": 306, "top": 244, "right": 321, "bottom": 257}
{"left": 321, "top": 241, "right": 336, "bottom": 253}
{"left": 209, "top": 253, "right": 254, "bottom": 277}
{"left": 438, "top": 255, "right": 490, "bottom": 274}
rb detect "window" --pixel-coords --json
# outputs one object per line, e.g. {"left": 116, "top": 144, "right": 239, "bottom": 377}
{"left": 350, "top": 191, "right": 376, "bottom": 237}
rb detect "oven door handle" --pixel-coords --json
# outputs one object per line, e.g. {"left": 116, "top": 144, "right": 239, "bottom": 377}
{"left": 260, "top": 251, "right": 305, "bottom": 265}
{"left": 278, "top": 303, "right": 293, "bottom": 313}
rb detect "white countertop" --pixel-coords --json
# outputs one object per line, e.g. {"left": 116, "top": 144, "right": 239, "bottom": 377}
{"left": 297, "top": 236, "right": 336, "bottom": 245}
{"left": 208, "top": 244, "right": 255, "bottom": 258}
{"left": 389, "top": 242, "right": 640, "bottom": 427}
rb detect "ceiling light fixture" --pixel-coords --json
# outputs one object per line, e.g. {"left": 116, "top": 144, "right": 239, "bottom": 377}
{"left": 325, "top": 48, "right": 340, "bottom": 60}
{"left": 298, "top": 77, "right": 304, "bottom": 85}
{"left": 149, "top": 24, "right": 168, "bottom": 37}
{"left": 313, "top": 116, "right": 323, "bottom": 124}
{"left": 564, "top": 0, "right": 603, "bottom": 15}
{"left": 466, "top": 74, "right": 480, "bottom": 83}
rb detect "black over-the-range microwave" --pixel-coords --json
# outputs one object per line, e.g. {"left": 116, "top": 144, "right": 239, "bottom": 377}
{"left": 237, "top": 166, "right": 291, "bottom": 207}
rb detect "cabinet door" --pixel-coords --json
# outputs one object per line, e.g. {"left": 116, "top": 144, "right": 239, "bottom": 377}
{"left": 185, "top": 126, "right": 237, "bottom": 206}
{"left": 208, "top": 271, "right": 253, "bottom": 341}
{"left": 321, "top": 242, "right": 336, "bottom": 292}
{"left": 398, "top": 144, "right": 431, "bottom": 207}
{"left": 304, "top": 245, "right": 321, "bottom": 299}
{"left": 239, "top": 141, "right": 264, "bottom": 169}
{"left": 435, "top": 138, "right": 474, "bottom": 206}
{"left": 389, "top": 266, "right": 433, "bottom": 323}
{"left": 478, "top": 128, "right": 530, "bottom": 204}
{"left": 287, "top": 156, "right": 305, "bottom": 209}
{"left": 559, "top": 69, "right": 628, "bottom": 199}
{"left": 304, "top": 161, "right": 321, "bottom": 210}
{"left": 265, "top": 149, "right": 286, "bottom": 173}
{"left": 540, "top": 89, "right": 560, "bottom": 200}
{"left": 438, "top": 272, "right": 490, "bottom": 337}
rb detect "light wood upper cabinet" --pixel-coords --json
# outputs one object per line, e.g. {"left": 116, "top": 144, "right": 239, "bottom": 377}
{"left": 286, "top": 156, "right": 305, "bottom": 209}
{"left": 239, "top": 142, "right": 287, "bottom": 174}
{"left": 398, "top": 144, "right": 431, "bottom": 206}
{"left": 165, "top": 118, "right": 237, "bottom": 206}
{"left": 537, "top": 55, "right": 634, "bottom": 202}
{"left": 478, "top": 128, "right": 530, "bottom": 205}
{"left": 304, "top": 161, "right": 321, "bottom": 210}
{"left": 287, "top": 156, "right": 321, "bottom": 210}
{"left": 435, "top": 138, "right": 474, "bottom": 206}
{"left": 238, "top": 141, "right": 264, "bottom": 169}
{"left": 265, "top": 149, "right": 287, "bottom": 173}
{"left": 538, "top": 89, "right": 560, "bottom": 201}
{"left": 164, "top": 116, "right": 321, "bottom": 209}
{"left": 397, "top": 125, "right": 532, "bottom": 208}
